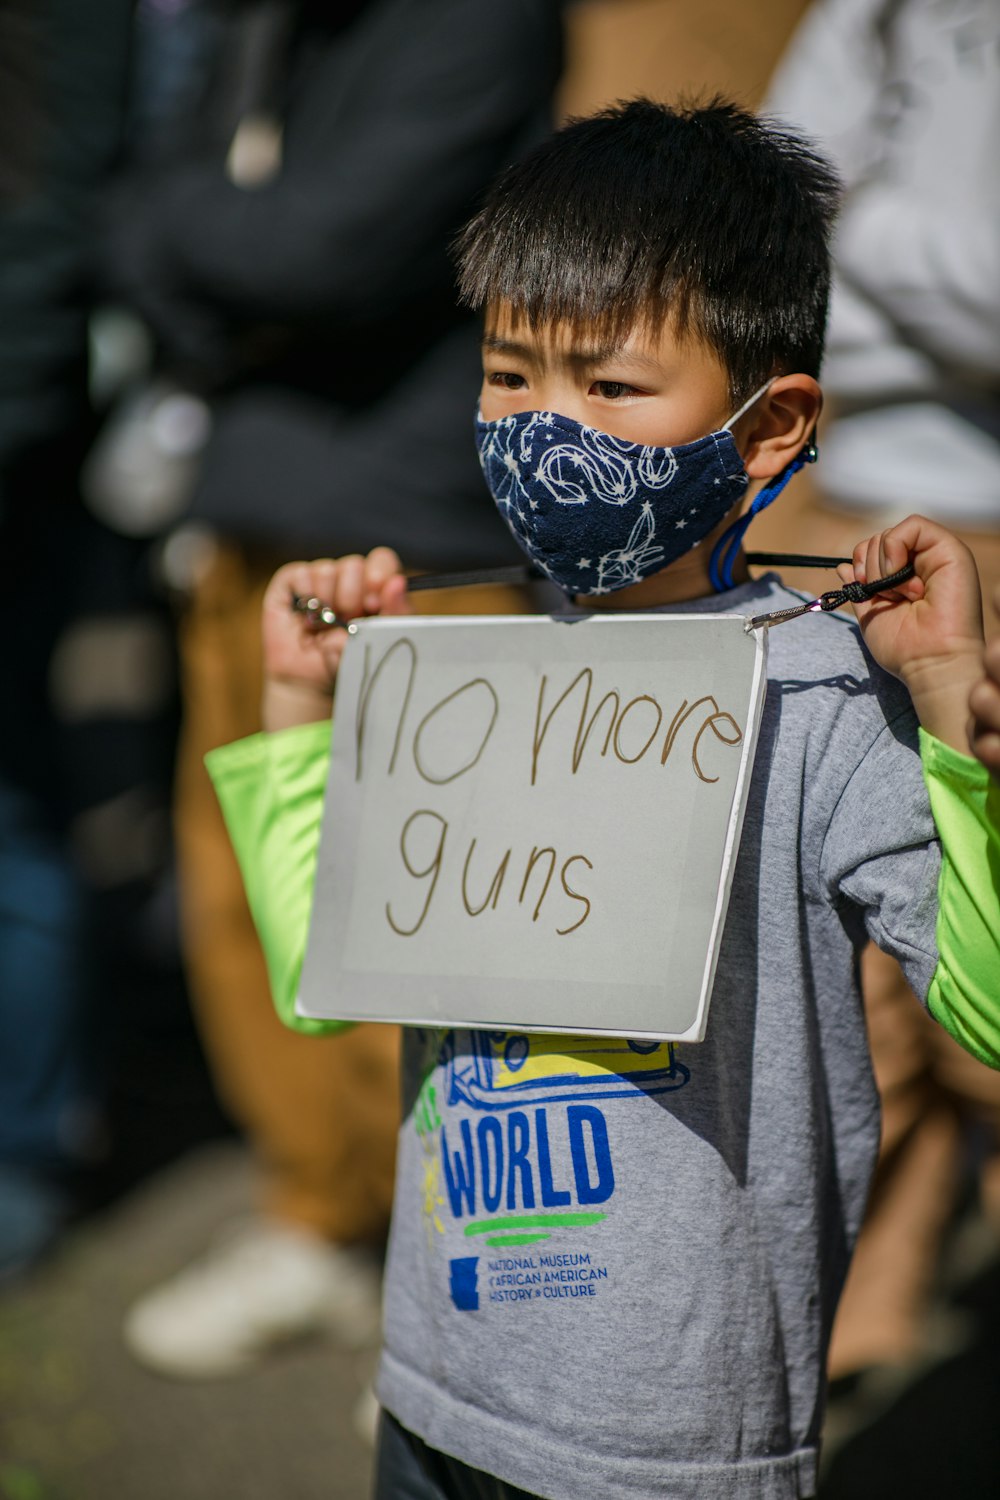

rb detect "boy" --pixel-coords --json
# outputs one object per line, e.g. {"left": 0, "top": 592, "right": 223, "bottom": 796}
{"left": 208, "top": 102, "right": 1000, "bottom": 1498}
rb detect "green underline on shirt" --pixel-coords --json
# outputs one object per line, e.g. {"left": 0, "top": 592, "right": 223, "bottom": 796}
{"left": 463, "top": 1211, "right": 607, "bottom": 1239}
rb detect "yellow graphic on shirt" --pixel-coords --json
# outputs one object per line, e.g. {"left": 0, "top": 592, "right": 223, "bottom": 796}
{"left": 421, "top": 1151, "right": 446, "bottom": 1239}
{"left": 486, "top": 1033, "right": 674, "bottom": 1091}
{"left": 444, "top": 1030, "right": 689, "bottom": 1109}
{"left": 414, "top": 1074, "right": 446, "bottom": 1240}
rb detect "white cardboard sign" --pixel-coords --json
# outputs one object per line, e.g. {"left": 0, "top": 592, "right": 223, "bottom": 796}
{"left": 297, "top": 613, "right": 767, "bottom": 1041}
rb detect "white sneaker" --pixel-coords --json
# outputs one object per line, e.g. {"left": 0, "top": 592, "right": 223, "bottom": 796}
{"left": 123, "top": 1218, "right": 383, "bottom": 1378}
{"left": 353, "top": 1383, "right": 381, "bottom": 1447}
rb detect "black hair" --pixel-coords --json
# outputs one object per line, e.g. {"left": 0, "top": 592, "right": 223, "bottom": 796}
{"left": 455, "top": 97, "right": 841, "bottom": 402}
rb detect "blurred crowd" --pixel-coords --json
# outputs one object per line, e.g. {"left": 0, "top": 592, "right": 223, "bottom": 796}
{"left": 1, "top": 0, "right": 998, "bottom": 1483}
{"left": 1, "top": 0, "right": 562, "bottom": 1366}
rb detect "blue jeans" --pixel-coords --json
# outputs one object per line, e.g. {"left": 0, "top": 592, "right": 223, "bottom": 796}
{"left": 0, "top": 778, "right": 92, "bottom": 1170}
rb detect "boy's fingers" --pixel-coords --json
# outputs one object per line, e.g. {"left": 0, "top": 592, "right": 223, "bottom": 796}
{"left": 363, "top": 546, "right": 405, "bottom": 611}
{"left": 265, "top": 560, "right": 306, "bottom": 611}
{"left": 285, "top": 559, "right": 328, "bottom": 601}
{"left": 380, "top": 573, "right": 412, "bottom": 615}
{"left": 331, "top": 554, "right": 366, "bottom": 620}
{"left": 968, "top": 721, "right": 1000, "bottom": 777}
{"left": 987, "top": 636, "right": 1000, "bottom": 681}
{"left": 850, "top": 524, "right": 928, "bottom": 604}
{"left": 843, "top": 527, "right": 929, "bottom": 625}
{"left": 268, "top": 562, "right": 323, "bottom": 633}
{"left": 365, "top": 545, "right": 404, "bottom": 580}
{"left": 970, "top": 692, "right": 1000, "bottom": 733}
{"left": 877, "top": 527, "right": 923, "bottom": 601}
{"left": 878, "top": 520, "right": 919, "bottom": 573}
{"left": 310, "top": 563, "right": 353, "bottom": 640}
{"left": 873, "top": 527, "right": 905, "bottom": 585}
{"left": 312, "top": 558, "right": 340, "bottom": 607}
{"left": 268, "top": 552, "right": 410, "bottom": 634}
{"left": 851, "top": 537, "right": 869, "bottom": 585}
{"left": 853, "top": 545, "right": 881, "bottom": 620}
{"left": 282, "top": 559, "right": 334, "bottom": 626}
{"left": 282, "top": 560, "right": 336, "bottom": 631}
{"left": 866, "top": 535, "right": 884, "bottom": 588}
{"left": 969, "top": 673, "right": 1000, "bottom": 733}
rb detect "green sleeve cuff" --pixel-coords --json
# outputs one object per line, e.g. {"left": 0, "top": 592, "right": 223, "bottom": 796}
{"left": 920, "top": 728, "right": 1000, "bottom": 1068}
{"left": 206, "top": 719, "right": 350, "bottom": 1037}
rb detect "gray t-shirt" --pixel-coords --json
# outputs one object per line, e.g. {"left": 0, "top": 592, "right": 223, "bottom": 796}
{"left": 375, "top": 573, "right": 940, "bottom": 1500}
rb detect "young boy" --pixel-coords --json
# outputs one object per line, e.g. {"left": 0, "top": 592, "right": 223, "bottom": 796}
{"left": 208, "top": 102, "right": 1000, "bottom": 1498}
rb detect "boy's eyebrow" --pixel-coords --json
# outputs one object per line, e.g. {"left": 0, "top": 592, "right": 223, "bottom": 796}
{"left": 481, "top": 333, "right": 663, "bottom": 374}
{"left": 481, "top": 333, "right": 534, "bottom": 358}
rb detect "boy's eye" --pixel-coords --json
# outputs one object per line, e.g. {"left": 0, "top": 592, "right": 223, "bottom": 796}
{"left": 487, "top": 371, "right": 527, "bottom": 390}
{"left": 592, "top": 380, "right": 637, "bottom": 400}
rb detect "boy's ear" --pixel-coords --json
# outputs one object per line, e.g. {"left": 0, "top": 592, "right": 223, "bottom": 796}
{"left": 739, "top": 375, "right": 822, "bottom": 480}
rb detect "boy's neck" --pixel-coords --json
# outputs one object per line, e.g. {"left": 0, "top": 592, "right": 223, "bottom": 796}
{"left": 577, "top": 545, "right": 750, "bottom": 611}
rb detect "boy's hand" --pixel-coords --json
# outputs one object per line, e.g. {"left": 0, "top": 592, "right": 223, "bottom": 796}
{"left": 262, "top": 549, "right": 410, "bottom": 732}
{"left": 968, "top": 586, "right": 1000, "bottom": 781}
{"left": 839, "top": 515, "right": 985, "bottom": 754}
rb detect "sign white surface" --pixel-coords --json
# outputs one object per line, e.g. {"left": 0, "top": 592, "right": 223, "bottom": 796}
{"left": 297, "top": 613, "right": 767, "bottom": 1041}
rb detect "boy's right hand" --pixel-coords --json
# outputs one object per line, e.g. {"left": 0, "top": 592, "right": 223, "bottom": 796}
{"left": 969, "top": 585, "right": 1000, "bottom": 782}
{"left": 262, "top": 548, "right": 410, "bottom": 732}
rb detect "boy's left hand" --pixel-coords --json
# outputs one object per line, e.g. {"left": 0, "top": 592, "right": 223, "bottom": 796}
{"left": 840, "top": 515, "right": 985, "bottom": 754}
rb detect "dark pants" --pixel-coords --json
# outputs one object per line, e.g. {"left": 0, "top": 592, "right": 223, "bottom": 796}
{"left": 374, "top": 1412, "right": 542, "bottom": 1500}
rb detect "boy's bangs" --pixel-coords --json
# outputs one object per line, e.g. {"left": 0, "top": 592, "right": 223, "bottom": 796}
{"left": 477, "top": 268, "right": 697, "bottom": 355}
{"left": 461, "top": 213, "right": 704, "bottom": 355}
{"left": 457, "top": 195, "right": 698, "bottom": 352}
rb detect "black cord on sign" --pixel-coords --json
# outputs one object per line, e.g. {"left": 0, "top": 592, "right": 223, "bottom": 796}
{"left": 292, "top": 556, "right": 917, "bottom": 635}
{"left": 743, "top": 552, "right": 851, "bottom": 570}
{"left": 816, "top": 562, "right": 916, "bottom": 611}
{"left": 744, "top": 560, "right": 917, "bottom": 632}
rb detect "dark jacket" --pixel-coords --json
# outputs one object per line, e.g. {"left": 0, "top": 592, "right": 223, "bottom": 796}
{"left": 103, "top": 0, "right": 563, "bottom": 566}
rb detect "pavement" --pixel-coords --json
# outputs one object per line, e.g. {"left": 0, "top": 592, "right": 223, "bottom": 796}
{"left": 0, "top": 1143, "right": 377, "bottom": 1500}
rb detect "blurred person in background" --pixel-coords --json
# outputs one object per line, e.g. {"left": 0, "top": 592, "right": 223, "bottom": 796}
{"left": 99, "top": 0, "right": 564, "bottom": 1379}
{"left": 0, "top": 0, "right": 150, "bottom": 1280}
{"left": 764, "top": 0, "right": 1000, "bottom": 1383}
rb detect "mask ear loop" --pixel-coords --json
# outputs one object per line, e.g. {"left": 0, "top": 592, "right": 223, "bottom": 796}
{"left": 709, "top": 440, "right": 818, "bottom": 592}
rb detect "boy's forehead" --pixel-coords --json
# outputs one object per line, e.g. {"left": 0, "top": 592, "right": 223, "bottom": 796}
{"left": 481, "top": 303, "right": 722, "bottom": 376}
{"left": 486, "top": 306, "right": 652, "bottom": 358}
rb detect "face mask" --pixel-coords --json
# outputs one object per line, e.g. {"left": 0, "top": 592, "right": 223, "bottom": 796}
{"left": 474, "top": 385, "right": 812, "bottom": 595}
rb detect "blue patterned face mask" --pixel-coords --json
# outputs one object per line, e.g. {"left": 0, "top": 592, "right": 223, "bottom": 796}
{"left": 474, "top": 385, "right": 812, "bottom": 595}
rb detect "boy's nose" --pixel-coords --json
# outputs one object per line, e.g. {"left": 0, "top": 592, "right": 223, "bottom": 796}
{"left": 530, "top": 383, "right": 588, "bottom": 424}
